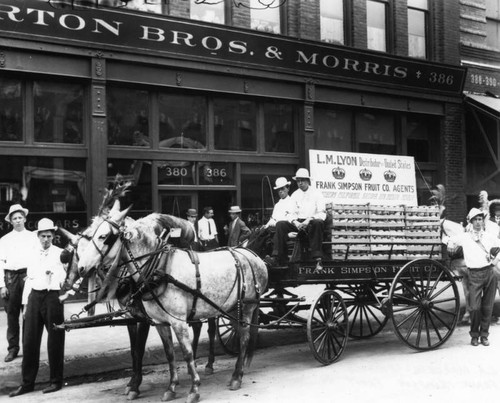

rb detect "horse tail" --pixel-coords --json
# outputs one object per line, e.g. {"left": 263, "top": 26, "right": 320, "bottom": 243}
{"left": 244, "top": 299, "right": 260, "bottom": 367}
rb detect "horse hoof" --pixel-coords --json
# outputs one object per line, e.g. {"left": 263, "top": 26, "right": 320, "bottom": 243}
{"left": 205, "top": 366, "right": 214, "bottom": 375}
{"left": 127, "top": 391, "right": 140, "bottom": 400}
{"left": 161, "top": 390, "right": 176, "bottom": 401}
{"left": 186, "top": 393, "right": 200, "bottom": 403}
{"left": 229, "top": 379, "right": 242, "bottom": 391}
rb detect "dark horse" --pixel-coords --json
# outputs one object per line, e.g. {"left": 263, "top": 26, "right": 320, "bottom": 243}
{"left": 76, "top": 203, "right": 268, "bottom": 403}
{"left": 59, "top": 206, "right": 218, "bottom": 400}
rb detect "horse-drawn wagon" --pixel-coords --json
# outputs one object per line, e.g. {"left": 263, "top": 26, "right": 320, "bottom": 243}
{"left": 218, "top": 202, "right": 460, "bottom": 365}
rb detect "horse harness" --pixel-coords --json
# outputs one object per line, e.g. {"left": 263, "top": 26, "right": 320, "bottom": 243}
{"left": 101, "top": 222, "right": 262, "bottom": 327}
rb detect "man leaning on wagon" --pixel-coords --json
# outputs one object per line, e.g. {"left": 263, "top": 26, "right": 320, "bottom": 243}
{"left": 266, "top": 168, "right": 326, "bottom": 270}
{"left": 446, "top": 208, "right": 499, "bottom": 347}
{"left": 0, "top": 204, "right": 38, "bottom": 363}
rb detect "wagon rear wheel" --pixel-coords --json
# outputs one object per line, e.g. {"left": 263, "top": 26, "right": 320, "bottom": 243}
{"left": 307, "top": 290, "right": 349, "bottom": 365}
{"left": 216, "top": 315, "right": 239, "bottom": 356}
{"left": 341, "top": 282, "right": 390, "bottom": 339}
{"left": 389, "top": 258, "right": 460, "bottom": 351}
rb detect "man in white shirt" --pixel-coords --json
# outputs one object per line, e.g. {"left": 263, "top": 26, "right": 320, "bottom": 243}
{"left": 447, "top": 208, "right": 499, "bottom": 347}
{"left": 266, "top": 169, "right": 326, "bottom": 269}
{"left": 265, "top": 177, "right": 294, "bottom": 229}
{"left": 0, "top": 204, "right": 38, "bottom": 363}
{"left": 197, "top": 206, "right": 219, "bottom": 251}
{"left": 10, "top": 218, "right": 66, "bottom": 397}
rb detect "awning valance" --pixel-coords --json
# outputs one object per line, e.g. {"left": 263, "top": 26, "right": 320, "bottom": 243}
{"left": 465, "top": 93, "right": 500, "bottom": 119}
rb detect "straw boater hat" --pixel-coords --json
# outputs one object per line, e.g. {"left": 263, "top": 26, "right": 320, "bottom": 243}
{"left": 187, "top": 208, "right": 198, "bottom": 217}
{"left": 36, "top": 218, "right": 58, "bottom": 233}
{"left": 273, "top": 177, "right": 291, "bottom": 190}
{"left": 466, "top": 208, "right": 485, "bottom": 223}
{"left": 228, "top": 206, "right": 242, "bottom": 214}
{"left": 5, "top": 204, "right": 29, "bottom": 223}
{"left": 292, "top": 168, "right": 311, "bottom": 181}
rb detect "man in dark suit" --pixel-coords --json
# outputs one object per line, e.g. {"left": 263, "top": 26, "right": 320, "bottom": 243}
{"left": 226, "top": 206, "right": 251, "bottom": 247}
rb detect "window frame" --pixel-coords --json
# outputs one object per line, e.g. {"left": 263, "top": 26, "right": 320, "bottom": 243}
{"left": 407, "top": 0, "right": 430, "bottom": 59}
{"left": 366, "top": 0, "right": 390, "bottom": 53}
{"left": 486, "top": 0, "right": 500, "bottom": 50}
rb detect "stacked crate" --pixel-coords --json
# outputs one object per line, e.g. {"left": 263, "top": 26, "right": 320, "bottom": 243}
{"left": 329, "top": 204, "right": 441, "bottom": 260}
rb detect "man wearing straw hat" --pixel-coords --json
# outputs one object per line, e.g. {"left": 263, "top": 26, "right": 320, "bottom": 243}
{"left": 266, "top": 168, "right": 326, "bottom": 270}
{"left": 0, "top": 204, "right": 38, "bottom": 363}
{"left": 265, "top": 177, "right": 294, "bottom": 229}
{"left": 10, "top": 218, "right": 66, "bottom": 397}
{"left": 446, "top": 208, "right": 500, "bottom": 347}
{"left": 226, "top": 206, "right": 251, "bottom": 247}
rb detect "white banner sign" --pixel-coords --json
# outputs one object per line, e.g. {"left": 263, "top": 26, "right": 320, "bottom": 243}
{"left": 309, "top": 150, "right": 418, "bottom": 206}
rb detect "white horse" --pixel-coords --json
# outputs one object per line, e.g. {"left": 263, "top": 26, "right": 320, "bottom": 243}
{"left": 76, "top": 203, "right": 268, "bottom": 403}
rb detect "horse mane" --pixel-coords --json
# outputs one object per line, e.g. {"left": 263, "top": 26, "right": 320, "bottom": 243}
{"left": 131, "top": 213, "right": 195, "bottom": 248}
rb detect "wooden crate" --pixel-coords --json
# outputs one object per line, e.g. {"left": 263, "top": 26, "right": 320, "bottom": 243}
{"left": 328, "top": 204, "right": 442, "bottom": 260}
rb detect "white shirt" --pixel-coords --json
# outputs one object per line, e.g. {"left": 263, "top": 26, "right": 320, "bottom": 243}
{"left": 198, "top": 216, "right": 217, "bottom": 241}
{"left": 290, "top": 186, "right": 326, "bottom": 222}
{"left": 485, "top": 220, "right": 500, "bottom": 238}
{"left": 448, "top": 230, "right": 500, "bottom": 269}
{"left": 0, "top": 229, "right": 39, "bottom": 288}
{"left": 266, "top": 196, "right": 294, "bottom": 227}
{"left": 22, "top": 244, "right": 66, "bottom": 304}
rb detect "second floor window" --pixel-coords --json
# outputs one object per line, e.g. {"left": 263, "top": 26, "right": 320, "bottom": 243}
{"left": 487, "top": 0, "right": 500, "bottom": 50}
{"left": 250, "top": 0, "right": 281, "bottom": 34}
{"left": 367, "top": 0, "right": 387, "bottom": 52}
{"left": 190, "top": 0, "right": 225, "bottom": 24}
{"left": 408, "top": 0, "right": 428, "bottom": 58}
{"left": 320, "top": 0, "right": 344, "bottom": 45}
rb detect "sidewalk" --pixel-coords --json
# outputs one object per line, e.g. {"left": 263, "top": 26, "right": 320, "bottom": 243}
{"left": 0, "top": 300, "right": 213, "bottom": 392}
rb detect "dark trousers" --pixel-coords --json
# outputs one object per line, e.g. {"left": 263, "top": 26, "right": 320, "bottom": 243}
{"left": 272, "top": 219, "right": 324, "bottom": 261}
{"left": 22, "top": 290, "right": 65, "bottom": 387}
{"left": 3, "top": 270, "right": 26, "bottom": 354}
{"left": 468, "top": 266, "right": 498, "bottom": 338}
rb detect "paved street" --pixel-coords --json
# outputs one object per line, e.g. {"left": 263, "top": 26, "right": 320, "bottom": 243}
{"left": 3, "top": 323, "right": 499, "bottom": 403}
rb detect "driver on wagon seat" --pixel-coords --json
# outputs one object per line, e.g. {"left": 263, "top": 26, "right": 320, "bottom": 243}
{"left": 265, "top": 168, "right": 326, "bottom": 271}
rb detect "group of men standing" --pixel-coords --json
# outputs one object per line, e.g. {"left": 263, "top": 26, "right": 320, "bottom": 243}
{"left": 185, "top": 205, "right": 252, "bottom": 251}
{"left": 0, "top": 204, "right": 66, "bottom": 397}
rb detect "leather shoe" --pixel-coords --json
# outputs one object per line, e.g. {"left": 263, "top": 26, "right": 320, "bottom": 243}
{"left": 9, "top": 385, "right": 34, "bottom": 397}
{"left": 43, "top": 383, "right": 62, "bottom": 394}
{"left": 480, "top": 337, "right": 490, "bottom": 346}
{"left": 471, "top": 337, "right": 479, "bottom": 346}
{"left": 4, "top": 351, "right": 17, "bottom": 362}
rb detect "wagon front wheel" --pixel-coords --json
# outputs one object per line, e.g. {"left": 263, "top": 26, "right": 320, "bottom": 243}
{"left": 389, "top": 258, "right": 460, "bottom": 351}
{"left": 216, "top": 315, "right": 239, "bottom": 356}
{"left": 307, "top": 290, "right": 349, "bottom": 365}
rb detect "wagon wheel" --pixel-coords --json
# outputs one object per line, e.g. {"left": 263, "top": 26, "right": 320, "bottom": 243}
{"left": 216, "top": 315, "right": 239, "bottom": 356}
{"left": 341, "top": 282, "right": 390, "bottom": 339}
{"left": 307, "top": 290, "right": 349, "bottom": 365}
{"left": 389, "top": 258, "right": 460, "bottom": 351}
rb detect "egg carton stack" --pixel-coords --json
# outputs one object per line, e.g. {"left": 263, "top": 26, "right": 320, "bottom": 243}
{"left": 404, "top": 205, "right": 442, "bottom": 259}
{"left": 329, "top": 204, "right": 441, "bottom": 260}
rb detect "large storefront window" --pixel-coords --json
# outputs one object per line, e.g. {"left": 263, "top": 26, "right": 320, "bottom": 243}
{"left": 34, "top": 81, "right": 84, "bottom": 144}
{"left": 0, "top": 156, "right": 87, "bottom": 240}
{"left": 107, "top": 87, "right": 149, "bottom": 147}
{"left": 312, "top": 108, "right": 352, "bottom": 151}
{"left": 356, "top": 112, "right": 395, "bottom": 154}
{"left": 0, "top": 78, "right": 22, "bottom": 142}
{"left": 159, "top": 93, "right": 207, "bottom": 149}
{"left": 107, "top": 159, "right": 152, "bottom": 214}
{"left": 214, "top": 99, "right": 257, "bottom": 151}
{"left": 264, "top": 102, "right": 295, "bottom": 153}
{"left": 406, "top": 114, "right": 438, "bottom": 163}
